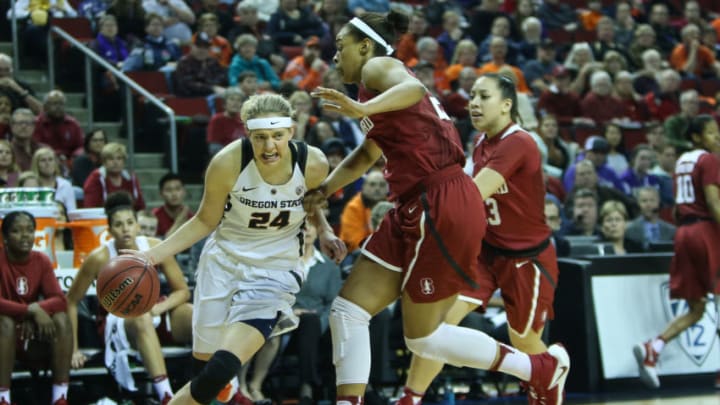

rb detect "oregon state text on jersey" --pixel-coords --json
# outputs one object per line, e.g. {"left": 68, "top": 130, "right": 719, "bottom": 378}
{"left": 211, "top": 140, "right": 308, "bottom": 271}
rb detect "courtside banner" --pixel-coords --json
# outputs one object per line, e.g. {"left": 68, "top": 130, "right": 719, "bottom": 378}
{"left": 591, "top": 274, "right": 718, "bottom": 379}
{"left": 56, "top": 267, "right": 97, "bottom": 295}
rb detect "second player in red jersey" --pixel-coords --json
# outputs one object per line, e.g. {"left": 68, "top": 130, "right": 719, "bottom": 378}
{"left": 633, "top": 115, "right": 720, "bottom": 390}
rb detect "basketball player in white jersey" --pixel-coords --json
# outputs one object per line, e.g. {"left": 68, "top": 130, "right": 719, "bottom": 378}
{"left": 125, "top": 93, "right": 345, "bottom": 405}
{"left": 66, "top": 192, "right": 193, "bottom": 404}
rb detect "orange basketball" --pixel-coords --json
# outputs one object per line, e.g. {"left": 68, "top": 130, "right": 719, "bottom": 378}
{"left": 97, "top": 255, "right": 160, "bottom": 318}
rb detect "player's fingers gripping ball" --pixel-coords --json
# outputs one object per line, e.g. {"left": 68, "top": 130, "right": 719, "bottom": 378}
{"left": 98, "top": 254, "right": 160, "bottom": 318}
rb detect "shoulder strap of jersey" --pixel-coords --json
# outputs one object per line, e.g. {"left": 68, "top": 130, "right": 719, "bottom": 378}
{"left": 240, "top": 138, "right": 253, "bottom": 172}
{"left": 292, "top": 141, "right": 308, "bottom": 175}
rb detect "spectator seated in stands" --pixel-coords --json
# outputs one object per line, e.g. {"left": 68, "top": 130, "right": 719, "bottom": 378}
{"left": 603, "top": 123, "right": 629, "bottom": 177}
{"left": 664, "top": 89, "right": 701, "bottom": 152}
{"left": 442, "top": 66, "right": 477, "bottom": 121}
{"left": 443, "top": 39, "right": 478, "bottom": 86}
{"left": 339, "top": 169, "right": 388, "bottom": 252}
{"left": 561, "top": 187, "right": 601, "bottom": 237}
{"left": 516, "top": 16, "right": 543, "bottom": 65}
{"left": 598, "top": 200, "right": 644, "bottom": 254}
{"left": 628, "top": 25, "right": 658, "bottom": 72}
{"left": 625, "top": 186, "right": 676, "bottom": 249}
{"left": 94, "top": 14, "right": 129, "bottom": 69}
{"left": 317, "top": 104, "right": 364, "bottom": 150}
{"left": 207, "top": 88, "right": 246, "bottom": 156}
{"left": 5, "top": 0, "right": 77, "bottom": 66}
{"left": 580, "top": 70, "right": 629, "bottom": 125}
{"left": 122, "top": 13, "right": 182, "bottom": 72}
{"left": 614, "top": 70, "right": 648, "bottom": 123}
{"left": 395, "top": 10, "right": 428, "bottom": 64}
{"left": 620, "top": 144, "right": 668, "bottom": 203}
{"left": 228, "top": 34, "right": 280, "bottom": 91}
{"left": 282, "top": 36, "right": 329, "bottom": 92}
{"left": 536, "top": 0, "right": 577, "bottom": 31}
{"left": 648, "top": 3, "right": 678, "bottom": 56}
{"left": 644, "top": 69, "right": 681, "bottom": 122}
{"left": 564, "top": 42, "right": 602, "bottom": 96}
{"left": 31, "top": 147, "right": 77, "bottom": 211}
{"left": 435, "top": 8, "right": 466, "bottom": 63}
{"left": 66, "top": 192, "right": 192, "bottom": 404}
{"left": 0, "top": 139, "right": 20, "bottom": 187}
{"left": 590, "top": 16, "right": 630, "bottom": 62}
{"left": 71, "top": 129, "right": 106, "bottom": 188}
{"left": 152, "top": 172, "right": 193, "bottom": 239}
{"left": 192, "top": 13, "right": 233, "bottom": 68}
{"left": 407, "top": 37, "right": 450, "bottom": 95}
{"left": 0, "top": 211, "right": 73, "bottom": 405}
{"left": 537, "top": 114, "right": 577, "bottom": 175}
{"left": 0, "top": 93, "right": 11, "bottom": 139}
{"left": 477, "top": 37, "right": 530, "bottom": 94}
{"left": 633, "top": 47, "right": 662, "bottom": 93}
{"left": 545, "top": 197, "right": 570, "bottom": 257}
{"left": 266, "top": 0, "right": 325, "bottom": 47}
{"left": 670, "top": 24, "right": 719, "bottom": 79}
{"left": 137, "top": 208, "right": 159, "bottom": 237}
{"left": 0, "top": 54, "right": 43, "bottom": 114}
{"left": 650, "top": 144, "right": 677, "bottom": 179}
{"left": 9, "top": 108, "right": 44, "bottom": 172}
{"left": 32, "top": 90, "right": 84, "bottom": 164}
{"left": 82, "top": 142, "right": 146, "bottom": 211}
{"left": 478, "top": 15, "right": 520, "bottom": 66}
{"left": 564, "top": 136, "right": 626, "bottom": 192}
{"left": 537, "top": 65, "right": 589, "bottom": 127}
{"left": 570, "top": 159, "right": 639, "bottom": 219}
{"left": 522, "top": 38, "right": 559, "bottom": 96}
{"left": 141, "top": 0, "right": 196, "bottom": 44}
{"left": 174, "top": 32, "right": 228, "bottom": 97}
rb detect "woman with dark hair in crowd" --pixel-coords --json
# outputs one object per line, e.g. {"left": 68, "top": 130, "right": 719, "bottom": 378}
{"left": 71, "top": 129, "right": 107, "bottom": 188}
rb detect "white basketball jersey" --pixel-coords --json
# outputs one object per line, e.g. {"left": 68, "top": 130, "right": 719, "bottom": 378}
{"left": 209, "top": 140, "right": 308, "bottom": 271}
{"left": 105, "top": 236, "right": 150, "bottom": 259}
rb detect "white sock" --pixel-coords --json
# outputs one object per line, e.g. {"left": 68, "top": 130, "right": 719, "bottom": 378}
{"left": 651, "top": 337, "right": 665, "bottom": 354}
{"left": 52, "top": 383, "right": 68, "bottom": 403}
{"left": 0, "top": 387, "right": 9, "bottom": 403}
{"left": 153, "top": 375, "right": 173, "bottom": 400}
{"left": 405, "top": 323, "right": 531, "bottom": 381}
{"left": 329, "top": 297, "right": 372, "bottom": 385}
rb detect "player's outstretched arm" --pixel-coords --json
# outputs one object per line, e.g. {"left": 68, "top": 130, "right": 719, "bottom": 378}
{"left": 146, "top": 238, "right": 191, "bottom": 316}
{"left": 305, "top": 145, "right": 347, "bottom": 263}
{"left": 137, "top": 142, "right": 241, "bottom": 265}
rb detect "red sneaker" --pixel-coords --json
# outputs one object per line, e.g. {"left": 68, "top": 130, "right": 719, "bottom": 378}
{"left": 393, "top": 387, "right": 423, "bottom": 405}
{"left": 160, "top": 392, "right": 172, "bottom": 405}
{"left": 632, "top": 340, "right": 660, "bottom": 389}
{"left": 528, "top": 344, "right": 570, "bottom": 405}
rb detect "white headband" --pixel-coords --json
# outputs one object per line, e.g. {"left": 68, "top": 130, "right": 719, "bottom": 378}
{"left": 246, "top": 117, "right": 293, "bottom": 130}
{"left": 349, "top": 17, "right": 394, "bottom": 56}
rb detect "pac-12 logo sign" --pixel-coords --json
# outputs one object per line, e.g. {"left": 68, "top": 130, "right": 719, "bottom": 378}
{"left": 661, "top": 282, "right": 718, "bottom": 366}
{"left": 420, "top": 278, "right": 435, "bottom": 295}
{"left": 16, "top": 277, "right": 29, "bottom": 295}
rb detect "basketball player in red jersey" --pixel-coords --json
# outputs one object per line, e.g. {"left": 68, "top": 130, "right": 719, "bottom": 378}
{"left": 309, "top": 13, "right": 569, "bottom": 405}
{"left": 633, "top": 114, "right": 720, "bottom": 389}
{"left": 0, "top": 211, "right": 72, "bottom": 405}
{"left": 395, "top": 73, "right": 569, "bottom": 405}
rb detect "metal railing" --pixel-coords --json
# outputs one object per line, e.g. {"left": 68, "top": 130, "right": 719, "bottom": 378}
{"left": 9, "top": 0, "right": 20, "bottom": 72}
{"left": 46, "top": 25, "right": 179, "bottom": 172}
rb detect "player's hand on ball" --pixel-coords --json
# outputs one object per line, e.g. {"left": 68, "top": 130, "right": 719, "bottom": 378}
{"left": 119, "top": 249, "right": 155, "bottom": 266}
{"left": 318, "top": 229, "right": 347, "bottom": 264}
{"left": 71, "top": 350, "right": 87, "bottom": 369}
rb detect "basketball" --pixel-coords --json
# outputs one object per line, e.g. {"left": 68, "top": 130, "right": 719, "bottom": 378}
{"left": 97, "top": 255, "right": 160, "bottom": 318}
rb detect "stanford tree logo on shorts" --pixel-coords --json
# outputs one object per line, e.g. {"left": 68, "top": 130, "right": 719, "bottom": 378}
{"left": 420, "top": 278, "right": 435, "bottom": 295}
{"left": 660, "top": 282, "right": 718, "bottom": 366}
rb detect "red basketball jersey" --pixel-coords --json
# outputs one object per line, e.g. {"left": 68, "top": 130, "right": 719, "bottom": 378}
{"left": 472, "top": 124, "right": 551, "bottom": 249}
{"left": 357, "top": 85, "right": 465, "bottom": 199}
{"left": 674, "top": 149, "right": 720, "bottom": 222}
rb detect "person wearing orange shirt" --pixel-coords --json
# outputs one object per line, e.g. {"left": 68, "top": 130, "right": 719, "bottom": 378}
{"left": 444, "top": 39, "right": 478, "bottom": 84}
{"left": 282, "top": 36, "right": 329, "bottom": 91}
{"left": 477, "top": 37, "right": 530, "bottom": 93}
{"left": 579, "top": 0, "right": 603, "bottom": 32}
{"left": 339, "top": 170, "right": 388, "bottom": 252}
{"left": 396, "top": 11, "right": 429, "bottom": 64}
{"left": 192, "top": 13, "right": 232, "bottom": 67}
{"left": 670, "top": 24, "right": 718, "bottom": 78}
{"left": 406, "top": 37, "right": 450, "bottom": 94}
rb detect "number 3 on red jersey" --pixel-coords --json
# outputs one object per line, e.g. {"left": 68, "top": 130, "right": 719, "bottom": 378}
{"left": 485, "top": 198, "right": 502, "bottom": 225}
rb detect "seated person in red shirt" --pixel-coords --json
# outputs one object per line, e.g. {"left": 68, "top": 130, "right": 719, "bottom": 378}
{"left": 82, "top": 142, "right": 146, "bottom": 211}
{"left": 207, "top": 88, "right": 246, "bottom": 156}
{"left": 0, "top": 211, "right": 73, "bottom": 405}
{"left": 152, "top": 173, "right": 193, "bottom": 238}
{"left": 32, "top": 90, "right": 84, "bottom": 162}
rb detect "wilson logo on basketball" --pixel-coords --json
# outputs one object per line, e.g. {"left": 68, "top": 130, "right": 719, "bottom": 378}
{"left": 102, "top": 277, "right": 135, "bottom": 308}
{"left": 122, "top": 293, "right": 144, "bottom": 316}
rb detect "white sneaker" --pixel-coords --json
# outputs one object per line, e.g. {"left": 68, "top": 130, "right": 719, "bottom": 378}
{"left": 633, "top": 341, "right": 660, "bottom": 389}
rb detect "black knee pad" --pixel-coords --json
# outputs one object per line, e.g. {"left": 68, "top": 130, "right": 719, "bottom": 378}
{"left": 189, "top": 350, "right": 242, "bottom": 404}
